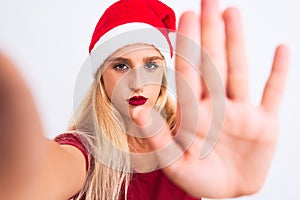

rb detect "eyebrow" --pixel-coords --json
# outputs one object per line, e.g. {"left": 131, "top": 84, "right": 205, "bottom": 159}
{"left": 107, "top": 57, "right": 131, "bottom": 63}
{"left": 143, "top": 56, "right": 164, "bottom": 63}
{"left": 107, "top": 56, "right": 163, "bottom": 64}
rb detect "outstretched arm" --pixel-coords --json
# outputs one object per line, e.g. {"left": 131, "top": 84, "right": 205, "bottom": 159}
{"left": 0, "top": 52, "right": 86, "bottom": 200}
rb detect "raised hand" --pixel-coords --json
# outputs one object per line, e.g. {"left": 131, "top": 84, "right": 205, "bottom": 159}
{"left": 131, "top": 0, "right": 289, "bottom": 198}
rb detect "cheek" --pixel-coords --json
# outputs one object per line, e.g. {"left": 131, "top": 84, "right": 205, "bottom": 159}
{"left": 102, "top": 74, "right": 129, "bottom": 112}
{"left": 102, "top": 72, "right": 121, "bottom": 101}
{"left": 102, "top": 79, "right": 112, "bottom": 100}
{"left": 146, "top": 84, "right": 163, "bottom": 105}
{"left": 145, "top": 70, "right": 164, "bottom": 85}
{"left": 147, "top": 72, "right": 164, "bottom": 100}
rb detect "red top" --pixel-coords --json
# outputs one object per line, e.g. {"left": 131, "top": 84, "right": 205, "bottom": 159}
{"left": 54, "top": 133, "right": 201, "bottom": 200}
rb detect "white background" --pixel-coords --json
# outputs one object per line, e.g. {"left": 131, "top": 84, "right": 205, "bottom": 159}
{"left": 0, "top": 0, "right": 299, "bottom": 199}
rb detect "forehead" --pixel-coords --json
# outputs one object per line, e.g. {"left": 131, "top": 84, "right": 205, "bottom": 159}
{"left": 109, "top": 44, "right": 163, "bottom": 59}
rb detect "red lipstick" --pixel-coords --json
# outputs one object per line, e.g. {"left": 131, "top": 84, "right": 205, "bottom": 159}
{"left": 128, "top": 96, "right": 148, "bottom": 106}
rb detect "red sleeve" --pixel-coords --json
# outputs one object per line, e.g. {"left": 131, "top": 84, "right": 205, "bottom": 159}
{"left": 54, "top": 133, "right": 89, "bottom": 171}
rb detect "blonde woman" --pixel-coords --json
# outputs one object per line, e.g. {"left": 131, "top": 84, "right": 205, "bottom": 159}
{"left": 0, "top": 0, "right": 289, "bottom": 200}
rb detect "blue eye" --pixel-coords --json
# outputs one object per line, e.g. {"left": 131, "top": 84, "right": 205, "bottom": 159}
{"left": 144, "top": 62, "right": 159, "bottom": 71}
{"left": 113, "top": 63, "right": 129, "bottom": 71}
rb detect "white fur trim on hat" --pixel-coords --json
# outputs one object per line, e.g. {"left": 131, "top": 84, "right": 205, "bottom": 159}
{"left": 89, "top": 22, "right": 173, "bottom": 76}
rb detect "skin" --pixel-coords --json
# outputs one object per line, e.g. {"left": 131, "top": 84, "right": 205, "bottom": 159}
{"left": 0, "top": 52, "right": 86, "bottom": 200}
{"left": 102, "top": 44, "right": 166, "bottom": 156}
{"left": 101, "top": 44, "right": 164, "bottom": 121}
{"left": 0, "top": 0, "right": 289, "bottom": 199}
{"left": 131, "top": 0, "right": 289, "bottom": 198}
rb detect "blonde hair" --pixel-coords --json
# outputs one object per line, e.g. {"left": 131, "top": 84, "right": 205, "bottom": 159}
{"left": 69, "top": 45, "right": 176, "bottom": 200}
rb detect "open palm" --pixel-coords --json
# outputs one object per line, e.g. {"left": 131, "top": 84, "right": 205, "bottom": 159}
{"left": 132, "top": 0, "right": 289, "bottom": 198}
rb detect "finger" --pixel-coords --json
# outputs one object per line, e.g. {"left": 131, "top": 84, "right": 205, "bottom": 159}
{"left": 261, "top": 45, "right": 289, "bottom": 114}
{"left": 201, "top": 0, "right": 226, "bottom": 89}
{"left": 224, "top": 8, "right": 249, "bottom": 101}
{"left": 176, "top": 11, "right": 202, "bottom": 102}
{"left": 175, "top": 12, "right": 202, "bottom": 135}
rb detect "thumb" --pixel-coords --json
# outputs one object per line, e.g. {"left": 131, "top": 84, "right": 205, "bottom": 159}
{"left": 130, "top": 106, "right": 167, "bottom": 139}
{"left": 130, "top": 106, "right": 185, "bottom": 169}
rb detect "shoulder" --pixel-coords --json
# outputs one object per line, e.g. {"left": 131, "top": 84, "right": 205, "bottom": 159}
{"left": 54, "top": 132, "right": 90, "bottom": 171}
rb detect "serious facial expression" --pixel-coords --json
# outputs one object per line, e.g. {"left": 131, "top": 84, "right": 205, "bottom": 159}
{"left": 101, "top": 44, "right": 165, "bottom": 118}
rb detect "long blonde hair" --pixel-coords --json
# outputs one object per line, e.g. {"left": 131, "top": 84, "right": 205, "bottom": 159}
{"left": 69, "top": 46, "right": 176, "bottom": 200}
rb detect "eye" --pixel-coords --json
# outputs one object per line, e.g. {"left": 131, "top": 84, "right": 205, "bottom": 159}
{"left": 144, "top": 62, "right": 159, "bottom": 71}
{"left": 113, "top": 63, "right": 129, "bottom": 71}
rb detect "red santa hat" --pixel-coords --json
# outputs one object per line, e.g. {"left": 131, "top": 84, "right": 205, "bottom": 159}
{"left": 88, "top": 0, "right": 176, "bottom": 75}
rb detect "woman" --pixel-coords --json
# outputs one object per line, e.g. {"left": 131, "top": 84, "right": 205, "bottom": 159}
{"left": 55, "top": 1, "right": 192, "bottom": 199}
{"left": 0, "top": 0, "right": 289, "bottom": 199}
{"left": 58, "top": 43, "right": 180, "bottom": 200}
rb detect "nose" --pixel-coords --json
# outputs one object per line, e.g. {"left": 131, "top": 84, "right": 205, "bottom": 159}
{"left": 128, "top": 67, "right": 144, "bottom": 92}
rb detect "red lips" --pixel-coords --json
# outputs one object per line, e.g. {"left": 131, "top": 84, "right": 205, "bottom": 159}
{"left": 128, "top": 96, "right": 148, "bottom": 106}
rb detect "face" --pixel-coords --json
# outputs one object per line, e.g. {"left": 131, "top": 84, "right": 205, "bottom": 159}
{"left": 101, "top": 44, "right": 165, "bottom": 118}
